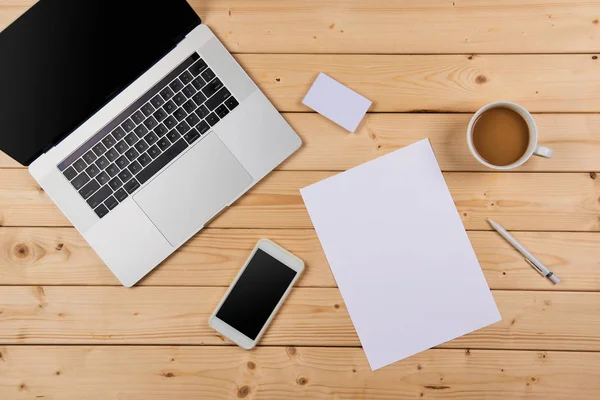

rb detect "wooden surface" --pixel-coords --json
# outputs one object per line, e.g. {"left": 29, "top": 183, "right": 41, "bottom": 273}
{"left": 1, "top": 0, "right": 599, "bottom": 399}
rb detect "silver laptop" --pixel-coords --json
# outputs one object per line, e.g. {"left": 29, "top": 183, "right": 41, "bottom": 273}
{"left": 0, "top": 1, "right": 301, "bottom": 286}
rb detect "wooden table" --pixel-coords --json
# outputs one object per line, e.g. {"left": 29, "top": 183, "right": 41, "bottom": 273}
{"left": 1, "top": 1, "right": 600, "bottom": 399}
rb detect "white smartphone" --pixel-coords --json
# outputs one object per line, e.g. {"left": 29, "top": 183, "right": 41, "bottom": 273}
{"left": 208, "top": 239, "right": 304, "bottom": 349}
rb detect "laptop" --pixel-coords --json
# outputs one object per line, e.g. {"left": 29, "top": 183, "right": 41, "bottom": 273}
{"left": 0, "top": 0, "right": 301, "bottom": 287}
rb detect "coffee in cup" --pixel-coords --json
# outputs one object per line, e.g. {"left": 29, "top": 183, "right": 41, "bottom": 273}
{"left": 467, "top": 101, "right": 553, "bottom": 170}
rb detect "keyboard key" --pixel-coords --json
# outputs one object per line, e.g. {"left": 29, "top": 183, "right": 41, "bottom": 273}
{"left": 153, "top": 108, "right": 168, "bottom": 122}
{"left": 182, "top": 84, "right": 196, "bottom": 98}
{"left": 184, "top": 128, "right": 200, "bottom": 144}
{"left": 186, "top": 113, "right": 200, "bottom": 127}
{"left": 73, "top": 158, "right": 87, "bottom": 173}
{"left": 104, "top": 195, "right": 119, "bottom": 210}
{"left": 94, "top": 204, "right": 109, "bottom": 218}
{"left": 106, "top": 148, "right": 119, "bottom": 162}
{"left": 124, "top": 178, "right": 140, "bottom": 194}
{"left": 144, "top": 116, "right": 158, "bottom": 130}
{"left": 206, "top": 87, "right": 232, "bottom": 111}
{"left": 154, "top": 124, "right": 168, "bottom": 137}
{"left": 71, "top": 172, "right": 90, "bottom": 190}
{"left": 163, "top": 100, "right": 176, "bottom": 114}
{"left": 160, "top": 87, "right": 174, "bottom": 100}
{"left": 108, "top": 177, "right": 123, "bottom": 191}
{"left": 157, "top": 137, "right": 170, "bottom": 151}
{"left": 132, "top": 110, "right": 145, "bottom": 125}
{"left": 180, "top": 70, "right": 193, "bottom": 84}
{"left": 148, "top": 145, "right": 161, "bottom": 159}
{"left": 150, "top": 95, "right": 165, "bottom": 108}
{"left": 114, "top": 188, "right": 128, "bottom": 202}
{"left": 196, "top": 120, "right": 210, "bottom": 135}
{"left": 225, "top": 96, "right": 239, "bottom": 111}
{"left": 169, "top": 78, "right": 183, "bottom": 93}
{"left": 141, "top": 103, "right": 155, "bottom": 117}
{"left": 167, "top": 130, "right": 180, "bottom": 143}
{"left": 124, "top": 132, "right": 138, "bottom": 146}
{"left": 137, "top": 139, "right": 188, "bottom": 185}
{"left": 83, "top": 150, "right": 97, "bottom": 164}
{"left": 122, "top": 118, "right": 135, "bottom": 132}
{"left": 191, "top": 76, "right": 205, "bottom": 90}
{"left": 189, "top": 59, "right": 208, "bottom": 76}
{"left": 206, "top": 112, "right": 220, "bottom": 126}
{"left": 115, "top": 155, "right": 129, "bottom": 169}
{"left": 201, "top": 68, "right": 215, "bottom": 82}
{"left": 183, "top": 100, "right": 196, "bottom": 114}
{"left": 134, "top": 124, "right": 148, "bottom": 137}
{"left": 118, "top": 169, "right": 132, "bottom": 183}
{"left": 144, "top": 132, "right": 158, "bottom": 145}
{"left": 125, "top": 148, "right": 140, "bottom": 161}
{"left": 115, "top": 140, "right": 128, "bottom": 154}
{"left": 173, "top": 92, "right": 186, "bottom": 107}
{"left": 79, "top": 179, "right": 100, "bottom": 199}
{"left": 96, "top": 171, "right": 110, "bottom": 185}
{"left": 196, "top": 105, "right": 209, "bottom": 119}
{"left": 202, "top": 78, "right": 223, "bottom": 98}
{"left": 95, "top": 156, "right": 109, "bottom": 170}
{"left": 106, "top": 163, "right": 119, "bottom": 177}
{"left": 192, "top": 91, "right": 206, "bottom": 106}
{"left": 137, "top": 153, "right": 152, "bottom": 167}
{"left": 85, "top": 164, "right": 100, "bottom": 178}
{"left": 174, "top": 107, "right": 187, "bottom": 121}
{"left": 92, "top": 143, "right": 107, "bottom": 157}
{"left": 216, "top": 104, "right": 229, "bottom": 118}
{"left": 87, "top": 185, "right": 112, "bottom": 209}
{"left": 164, "top": 115, "right": 177, "bottom": 130}
{"left": 134, "top": 140, "right": 149, "bottom": 153}
{"left": 128, "top": 161, "right": 142, "bottom": 175}
{"left": 112, "top": 127, "right": 126, "bottom": 141}
{"left": 101, "top": 134, "right": 116, "bottom": 148}
{"left": 176, "top": 121, "right": 191, "bottom": 135}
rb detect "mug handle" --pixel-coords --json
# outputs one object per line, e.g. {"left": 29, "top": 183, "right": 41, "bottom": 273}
{"left": 534, "top": 145, "right": 554, "bottom": 158}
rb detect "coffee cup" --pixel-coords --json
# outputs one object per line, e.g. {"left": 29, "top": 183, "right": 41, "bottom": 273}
{"left": 467, "top": 101, "right": 553, "bottom": 170}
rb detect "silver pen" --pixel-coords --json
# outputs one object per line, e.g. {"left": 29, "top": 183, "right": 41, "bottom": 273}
{"left": 487, "top": 218, "right": 560, "bottom": 284}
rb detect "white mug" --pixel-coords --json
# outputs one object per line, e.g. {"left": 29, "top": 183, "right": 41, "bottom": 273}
{"left": 467, "top": 101, "right": 553, "bottom": 170}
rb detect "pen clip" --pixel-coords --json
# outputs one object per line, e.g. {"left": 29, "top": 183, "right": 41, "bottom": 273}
{"left": 525, "top": 258, "right": 546, "bottom": 276}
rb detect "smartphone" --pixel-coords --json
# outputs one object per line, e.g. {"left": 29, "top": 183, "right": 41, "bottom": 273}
{"left": 209, "top": 239, "right": 304, "bottom": 349}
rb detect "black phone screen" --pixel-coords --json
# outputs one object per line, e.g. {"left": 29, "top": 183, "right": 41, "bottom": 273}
{"left": 216, "top": 249, "right": 297, "bottom": 339}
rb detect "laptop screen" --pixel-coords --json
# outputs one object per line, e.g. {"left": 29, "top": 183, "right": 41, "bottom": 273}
{"left": 0, "top": 0, "right": 200, "bottom": 165}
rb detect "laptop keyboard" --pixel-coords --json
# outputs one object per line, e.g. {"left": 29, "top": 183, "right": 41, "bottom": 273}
{"left": 57, "top": 54, "right": 239, "bottom": 219}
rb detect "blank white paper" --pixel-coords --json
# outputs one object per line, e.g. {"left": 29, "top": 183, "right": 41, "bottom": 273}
{"left": 302, "top": 73, "right": 372, "bottom": 132}
{"left": 300, "top": 139, "right": 501, "bottom": 370}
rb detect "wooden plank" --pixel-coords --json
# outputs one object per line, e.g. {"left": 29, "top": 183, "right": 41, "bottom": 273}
{"left": 234, "top": 54, "right": 600, "bottom": 112}
{"left": 2, "top": 228, "right": 600, "bottom": 291}
{"left": 5, "top": 112, "right": 600, "bottom": 171}
{"left": 1, "top": 170, "right": 598, "bottom": 231}
{"left": 1, "top": 287, "right": 599, "bottom": 349}
{"left": 5, "top": 0, "right": 600, "bottom": 54}
{"left": 280, "top": 113, "right": 600, "bottom": 172}
{"left": 1, "top": 347, "right": 599, "bottom": 400}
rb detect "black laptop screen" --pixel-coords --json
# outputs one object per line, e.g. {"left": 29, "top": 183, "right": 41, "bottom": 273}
{"left": 0, "top": 0, "right": 200, "bottom": 165}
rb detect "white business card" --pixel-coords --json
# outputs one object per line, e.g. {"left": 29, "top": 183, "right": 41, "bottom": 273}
{"left": 302, "top": 73, "right": 372, "bottom": 133}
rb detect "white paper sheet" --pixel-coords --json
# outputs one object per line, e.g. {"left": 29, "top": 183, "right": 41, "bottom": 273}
{"left": 300, "top": 139, "right": 501, "bottom": 370}
{"left": 302, "top": 73, "right": 372, "bottom": 132}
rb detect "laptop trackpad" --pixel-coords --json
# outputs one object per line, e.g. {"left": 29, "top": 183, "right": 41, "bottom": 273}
{"left": 134, "top": 133, "right": 253, "bottom": 246}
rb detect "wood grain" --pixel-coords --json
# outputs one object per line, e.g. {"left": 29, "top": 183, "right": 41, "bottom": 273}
{"left": 1, "top": 170, "right": 598, "bottom": 231}
{"left": 1, "top": 346, "right": 599, "bottom": 400}
{"left": 4, "top": 113, "right": 599, "bottom": 171}
{"left": 1, "top": 228, "right": 600, "bottom": 291}
{"left": 1, "top": 287, "right": 599, "bottom": 350}
{"left": 4, "top": 0, "right": 600, "bottom": 54}
{"left": 234, "top": 54, "right": 600, "bottom": 112}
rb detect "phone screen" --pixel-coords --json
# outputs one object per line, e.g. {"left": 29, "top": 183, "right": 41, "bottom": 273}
{"left": 216, "top": 248, "right": 298, "bottom": 339}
